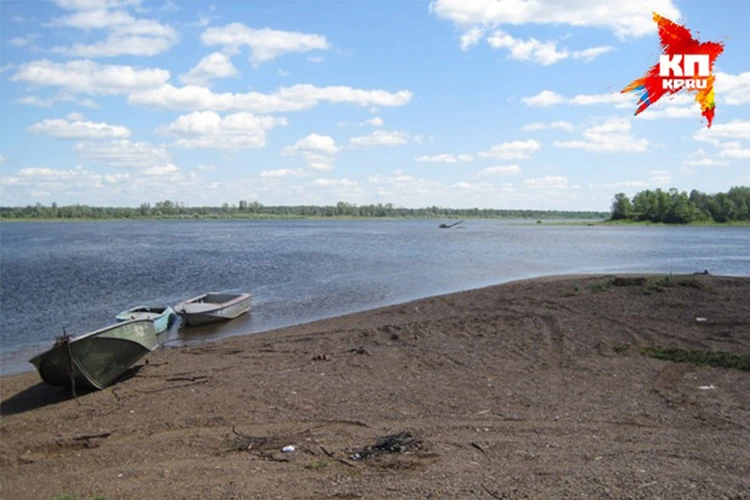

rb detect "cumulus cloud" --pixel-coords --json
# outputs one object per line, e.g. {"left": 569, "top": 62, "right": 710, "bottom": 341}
{"left": 50, "top": 2, "right": 179, "bottom": 57}
{"left": 521, "top": 121, "right": 574, "bottom": 132}
{"left": 362, "top": 117, "right": 384, "bottom": 127}
{"left": 554, "top": 119, "right": 648, "bottom": 152}
{"left": 430, "top": 0, "right": 681, "bottom": 39}
{"left": 12, "top": 59, "right": 170, "bottom": 95}
{"left": 180, "top": 52, "right": 238, "bottom": 86}
{"left": 523, "top": 176, "right": 570, "bottom": 189}
{"left": 283, "top": 133, "right": 341, "bottom": 171}
{"left": 486, "top": 30, "right": 612, "bottom": 66}
{"left": 349, "top": 130, "right": 410, "bottom": 148}
{"left": 477, "top": 165, "right": 521, "bottom": 176}
{"left": 521, "top": 90, "right": 632, "bottom": 107}
{"left": 414, "top": 153, "right": 473, "bottom": 163}
{"left": 478, "top": 139, "right": 540, "bottom": 160}
{"left": 201, "top": 23, "right": 329, "bottom": 66}
{"left": 75, "top": 139, "right": 171, "bottom": 168}
{"left": 260, "top": 168, "right": 306, "bottom": 178}
{"left": 159, "top": 111, "right": 287, "bottom": 150}
{"left": 128, "top": 83, "right": 413, "bottom": 113}
{"left": 27, "top": 118, "right": 131, "bottom": 139}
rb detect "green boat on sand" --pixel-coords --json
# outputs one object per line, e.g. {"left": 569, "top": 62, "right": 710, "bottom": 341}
{"left": 30, "top": 319, "right": 158, "bottom": 390}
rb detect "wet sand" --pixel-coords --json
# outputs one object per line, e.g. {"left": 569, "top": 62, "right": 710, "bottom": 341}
{"left": 1, "top": 274, "right": 749, "bottom": 499}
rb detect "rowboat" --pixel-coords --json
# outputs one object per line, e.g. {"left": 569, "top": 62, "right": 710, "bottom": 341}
{"left": 115, "top": 305, "right": 176, "bottom": 334}
{"left": 29, "top": 319, "right": 158, "bottom": 390}
{"left": 176, "top": 292, "right": 252, "bottom": 326}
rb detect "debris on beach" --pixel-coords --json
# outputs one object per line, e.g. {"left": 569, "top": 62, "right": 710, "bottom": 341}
{"left": 312, "top": 353, "right": 331, "bottom": 361}
{"left": 350, "top": 431, "right": 423, "bottom": 460}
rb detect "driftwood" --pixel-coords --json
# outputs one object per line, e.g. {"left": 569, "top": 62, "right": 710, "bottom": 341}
{"left": 438, "top": 220, "right": 464, "bottom": 229}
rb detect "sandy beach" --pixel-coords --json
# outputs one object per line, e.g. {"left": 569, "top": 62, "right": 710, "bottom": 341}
{"left": 1, "top": 274, "right": 749, "bottom": 499}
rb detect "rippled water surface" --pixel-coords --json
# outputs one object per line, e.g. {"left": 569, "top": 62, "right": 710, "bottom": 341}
{"left": 2, "top": 219, "right": 749, "bottom": 374}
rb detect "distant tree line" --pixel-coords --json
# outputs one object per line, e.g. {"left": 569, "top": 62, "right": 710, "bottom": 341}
{"left": 610, "top": 187, "right": 750, "bottom": 223}
{"left": 0, "top": 200, "right": 607, "bottom": 220}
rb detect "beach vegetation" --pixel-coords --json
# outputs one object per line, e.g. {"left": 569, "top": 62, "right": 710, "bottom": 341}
{"left": 609, "top": 186, "right": 750, "bottom": 224}
{"left": 639, "top": 346, "right": 750, "bottom": 371}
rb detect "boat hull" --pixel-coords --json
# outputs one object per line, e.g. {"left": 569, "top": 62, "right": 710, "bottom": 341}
{"left": 115, "top": 306, "right": 176, "bottom": 334}
{"left": 177, "top": 293, "right": 252, "bottom": 326}
{"left": 29, "top": 320, "right": 158, "bottom": 390}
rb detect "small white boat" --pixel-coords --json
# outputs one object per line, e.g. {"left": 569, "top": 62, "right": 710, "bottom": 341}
{"left": 175, "top": 292, "right": 252, "bottom": 326}
{"left": 115, "top": 306, "right": 176, "bottom": 334}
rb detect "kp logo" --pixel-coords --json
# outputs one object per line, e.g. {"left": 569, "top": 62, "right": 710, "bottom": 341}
{"left": 622, "top": 13, "right": 724, "bottom": 128}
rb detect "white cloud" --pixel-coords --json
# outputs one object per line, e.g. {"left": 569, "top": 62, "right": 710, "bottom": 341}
{"left": 683, "top": 158, "right": 729, "bottom": 167}
{"left": 0, "top": 155, "right": 6, "bottom": 164}
{"left": 195, "top": 164, "right": 216, "bottom": 171}
{"left": 588, "top": 181, "right": 648, "bottom": 189}
{"left": 521, "top": 90, "right": 633, "bottom": 108}
{"left": 28, "top": 118, "right": 131, "bottom": 139}
{"left": 285, "top": 133, "right": 341, "bottom": 155}
{"left": 571, "top": 46, "right": 615, "bottom": 62}
{"left": 75, "top": 139, "right": 171, "bottom": 168}
{"left": 128, "top": 83, "right": 413, "bottom": 113}
{"left": 260, "top": 168, "right": 306, "bottom": 178}
{"left": 0, "top": 165, "right": 106, "bottom": 190}
{"left": 180, "top": 52, "right": 238, "bottom": 86}
{"left": 715, "top": 71, "right": 750, "bottom": 105}
{"left": 50, "top": 8, "right": 136, "bottom": 29}
{"left": 142, "top": 163, "right": 179, "bottom": 176}
{"left": 201, "top": 23, "right": 329, "bottom": 66}
{"left": 478, "top": 165, "right": 521, "bottom": 176}
{"left": 649, "top": 169, "right": 673, "bottom": 185}
{"left": 479, "top": 139, "right": 540, "bottom": 160}
{"left": 414, "top": 153, "right": 473, "bottom": 163}
{"left": 159, "top": 111, "right": 287, "bottom": 150}
{"left": 682, "top": 149, "right": 729, "bottom": 167}
{"left": 53, "top": 1, "right": 142, "bottom": 11}
{"left": 487, "top": 30, "right": 568, "bottom": 66}
{"left": 430, "top": 0, "right": 681, "bottom": 39}
{"left": 312, "top": 178, "right": 359, "bottom": 188}
{"left": 282, "top": 134, "right": 340, "bottom": 171}
{"left": 521, "top": 121, "right": 574, "bottom": 132}
{"left": 66, "top": 112, "right": 86, "bottom": 121}
{"left": 362, "top": 117, "right": 384, "bottom": 127}
{"left": 695, "top": 120, "right": 750, "bottom": 141}
{"left": 9, "top": 34, "right": 40, "bottom": 47}
{"left": 719, "top": 148, "right": 750, "bottom": 160}
{"left": 459, "top": 26, "right": 486, "bottom": 50}
{"left": 520, "top": 90, "right": 565, "bottom": 107}
{"left": 554, "top": 119, "right": 648, "bottom": 152}
{"left": 485, "top": 31, "right": 610, "bottom": 66}
{"left": 523, "top": 176, "right": 570, "bottom": 189}
{"left": 51, "top": 7, "right": 179, "bottom": 58}
{"left": 350, "top": 130, "right": 409, "bottom": 148}
{"left": 12, "top": 59, "right": 170, "bottom": 95}
{"left": 637, "top": 104, "right": 701, "bottom": 120}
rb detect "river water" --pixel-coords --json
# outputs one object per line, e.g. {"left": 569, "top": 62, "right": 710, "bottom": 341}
{"left": 2, "top": 219, "right": 749, "bottom": 374}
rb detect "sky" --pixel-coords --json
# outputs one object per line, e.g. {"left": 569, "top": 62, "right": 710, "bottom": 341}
{"left": 1, "top": 0, "right": 749, "bottom": 211}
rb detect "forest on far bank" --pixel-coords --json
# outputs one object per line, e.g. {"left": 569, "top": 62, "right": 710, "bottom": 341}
{"left": 610, "top": 186, "right": 750, "bottom": 224}
{"left": 0, "top": 201, "right": 607, "bottom": 221}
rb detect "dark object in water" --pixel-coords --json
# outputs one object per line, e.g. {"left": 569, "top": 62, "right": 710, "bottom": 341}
{"left": 350, "top": 431, "right": 423, "bottom": 460}
{"left": 439, "top": 220, "right": 464, "bottom": 229}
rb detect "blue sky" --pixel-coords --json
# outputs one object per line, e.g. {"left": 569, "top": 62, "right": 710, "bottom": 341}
{"left": 1, "top": 0, "right": 748, "bottom": 210}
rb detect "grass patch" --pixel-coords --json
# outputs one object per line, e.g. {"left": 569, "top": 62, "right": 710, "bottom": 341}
{"left": 610, "top": 277, "right": 647, "bottom": 287}
{"left": 639, "top": 346, "right": 750, "bottom": 371}
{"left": 613, "top": 343, "right": 631, "bottom": 354}
{"left": 305, "top": 459, "right": 329, "bottom": 470}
